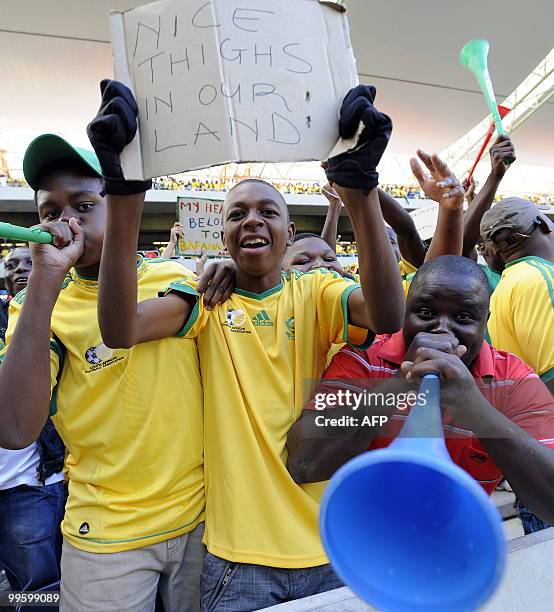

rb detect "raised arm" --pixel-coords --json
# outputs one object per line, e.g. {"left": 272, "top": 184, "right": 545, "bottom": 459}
{"left": 338, "top": 187, "right": 404, "bottom": 333}
{"left": 463, "top": 176, "right": 476, "bottom": 205}
{"left": 161, "top": 222, "right": 184, "bottom": 258}
{"left": 377, "top": 188, "right": 426, "bottom": 267}
{"left": 325, "top": 85, "right": 404, "bottom": 334}
{"left": 87, "top": 80, "right": 194, "bottom": 349}
{"left": 98, "top": 193, "right": 193, "bottom": 348}
{"left": 320, "top": 183, "right": 342, "bottom": 251}
{"left": 0, "top": 222, "right": 83, "bottom": 449}
{"left": 462, "top": 135, "right": 515, "bottom": 257}
{"left": 410, "top": 151, "right": 465, "bottom": 261}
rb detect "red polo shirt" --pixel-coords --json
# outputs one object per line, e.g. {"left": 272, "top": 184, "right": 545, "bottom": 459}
{"left": 317, "top": 332, "right": 554, "bottom": 494}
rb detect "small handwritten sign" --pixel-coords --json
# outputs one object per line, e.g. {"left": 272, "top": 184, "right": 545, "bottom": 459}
{"left": 409, "top": 202, "right": 439, "bottom": 241}
{"left": 176, "top": 196, "right": 225, "bottom": 255}
{"left": 111, "top": 0, "right": 357, "bottom": 179}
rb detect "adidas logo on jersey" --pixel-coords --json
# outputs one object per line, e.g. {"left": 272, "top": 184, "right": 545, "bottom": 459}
{"left": 252, "top": 310, "right": 274, "bottom": 327}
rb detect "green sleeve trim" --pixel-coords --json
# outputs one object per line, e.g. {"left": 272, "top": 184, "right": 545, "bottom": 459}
{"left": 48, "top": 338, "right": 66, "bottom": 417}
{"left": 49, "top": 338, "right": 64, "bottom": 363}
{"left": 340, "top": 284, "right": 362, "bottom": 343}
{"left": 166, "top": 282, "right": 200, "bottom": 337}
{"left": 163, "top": 281, "right": 198, "bottom": 298}
{"left": 540, "top": 368, "right": 554, "bottom": 383}
{"left": 0, "top": 337, "right": 64, "bottom": 417}
{"left": 350, "top": 330, "right": 375, "bottom": 351}
{"left": 12, "top": 289, "right": 27, "bottom": 306}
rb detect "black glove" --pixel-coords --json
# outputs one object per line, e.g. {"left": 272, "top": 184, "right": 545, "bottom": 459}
{"left": 87, "top": 79, "right": 152, "bottom": 196}
{"left": 325, "top": 85, "right": 392, "bottom": 193}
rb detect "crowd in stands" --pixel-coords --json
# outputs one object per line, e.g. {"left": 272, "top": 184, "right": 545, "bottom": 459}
{"left": 0, "top": 79, "right": 553, "bottom": 612}
{"left": 142, "top": 175, "right": 554, "bottom": 205}
{"left": 494, "top": 191, "right": 553, "bottom": 205}
{"left": 2, "top": 176, "right": 27, "bottom": 187}
{"left": 151, "top": 175, "right": 428, "bottom": 198}
{"left": 2, "top": 171, "right": 553, "bottom": 205}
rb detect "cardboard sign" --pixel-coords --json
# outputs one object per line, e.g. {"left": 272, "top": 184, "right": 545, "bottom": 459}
{"left": 111, "top": 0, "right": 358, "bottom": 180}
{"left": 409, "top": 202, "right": 439, "bottom": 241}
{"left": 177, "top": 196, "right": 225, "bottom": 255}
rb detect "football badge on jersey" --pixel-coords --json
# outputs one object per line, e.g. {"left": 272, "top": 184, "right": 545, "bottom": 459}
{"left": 223, "top": 308, "right": 251, "bottom": 334}
{"left": 226, "top": 309, "right": 247, "bottom": 326}
{"left": 285, "top": 316, "right": 295, "bottom": 340}
{"left": 85, "top": 344, "right": 113, "bottom": 365}
{"left": 83, "top": 343, "right": 123, "bottom": 373}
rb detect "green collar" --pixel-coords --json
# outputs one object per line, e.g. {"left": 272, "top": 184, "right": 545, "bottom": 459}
{"left": 71, "top": 255, "right": 145, "bottom": 288}
{"left": 235, "top": 279, "right": 284, "bottom": 300}
{"left": 505, "top": 255, "right": 553, "bottom": 269}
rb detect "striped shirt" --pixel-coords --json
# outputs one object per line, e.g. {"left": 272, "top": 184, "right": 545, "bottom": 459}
{"left": 317, "top": 332, "right": 554, "bottom": 494}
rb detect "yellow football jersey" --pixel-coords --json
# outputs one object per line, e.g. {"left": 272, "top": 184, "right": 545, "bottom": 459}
{"left": 1, "top": 258, "right": 204, "bottom": 553}
{"left": 488, "top": 256, "right": 554, "bottom": 383}
{"left": 168, "top": 269, "right": 370, "bottom": 567}
{"left": 398, "top": 257, "right": 418, "bottom": 279}
{"left": 349, "top": 259, "right": 415, "bottom": 291}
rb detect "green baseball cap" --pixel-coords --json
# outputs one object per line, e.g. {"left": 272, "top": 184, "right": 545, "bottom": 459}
{"left": 23, "top": 134, "right": 102, "bottom": 191}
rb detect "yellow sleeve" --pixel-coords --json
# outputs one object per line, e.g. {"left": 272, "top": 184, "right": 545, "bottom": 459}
{"left": 512, "top": 272, "right": 554, "bottom": 378}
{"left": 399, "top": 257, "right": 418, "bottom": 278}
{"left": 163, "top": 278, "right": 209, "bottom": 338}
{"left": 491, "top": 269, "right": 554, "bottom": 379}
{"left": 315, "top": 271, "right": 372, "bottom": 349}
{"left": 402, "top": 271, "right": 416, "bottom": 297}
{"left": 0, "top": 300, "right": 62, "bottom": 415}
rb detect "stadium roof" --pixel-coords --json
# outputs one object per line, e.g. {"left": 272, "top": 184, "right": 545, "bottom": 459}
{"left": 1, "top": 0, "right": 553, "bottom": 189}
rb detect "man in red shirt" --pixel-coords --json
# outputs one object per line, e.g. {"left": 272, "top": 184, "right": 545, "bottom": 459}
{"left": 287, "top": 255, "right": 554, "bottom": 525}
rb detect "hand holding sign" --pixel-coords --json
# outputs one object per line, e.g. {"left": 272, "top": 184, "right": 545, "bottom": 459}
{"left": 325, "top": 85, "right": 393, "bottom": 193}
{"left": 322, "top": 183, "right": 341, "bottom": 207}
{"left": 110, "top": 0, "right": 358, "bottom": 180}
{"left": 87, "top": 80, "right": 152, "bottom": 195}
{"left": 169, "top": 222, "right": 185, "bottom": 244}
{"left": 177, "top": 197, "right": 224, "bottom": 256}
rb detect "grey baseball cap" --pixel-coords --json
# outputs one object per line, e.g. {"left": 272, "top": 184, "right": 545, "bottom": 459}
{"left": 480, "top": 197, "right": 543, "bottom": 244}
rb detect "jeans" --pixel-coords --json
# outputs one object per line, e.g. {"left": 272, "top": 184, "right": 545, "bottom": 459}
{"left": 0, "top": 482, "right": 67, "bottom": 609}
{"left": 200, "top": 553, "right": 343, "bottom": 612}
{"left": 517, "top": 501, "right": 552, "bottom": 534}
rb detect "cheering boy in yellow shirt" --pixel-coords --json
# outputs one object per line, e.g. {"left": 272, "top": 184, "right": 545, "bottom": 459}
{"left": 91, "top": 81, "right": 405, "bottom": 611}
{"left": 0, "top": 135, "right": 205, "bottom": 612}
